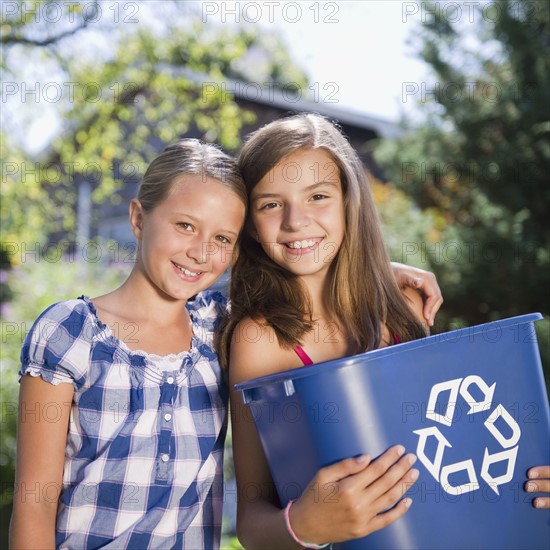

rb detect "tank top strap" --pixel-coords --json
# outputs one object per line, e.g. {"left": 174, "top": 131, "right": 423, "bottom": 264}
{"left": 294, "top": 345, "right": 314, "bottom": 366}
{"left": 295, "top": 336, "right": 399, "bottom": 366}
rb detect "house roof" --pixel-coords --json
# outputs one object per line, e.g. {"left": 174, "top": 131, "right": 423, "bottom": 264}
{"left": 167, "top": 65, "right": 401, "bottom": 139}
{"left": 227, "top": 78, "right": 401, "bottom": 139}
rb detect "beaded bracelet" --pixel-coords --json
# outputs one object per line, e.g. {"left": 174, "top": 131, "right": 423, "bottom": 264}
{"left": 284, "top": 500, "right": 331, "bottom": 549}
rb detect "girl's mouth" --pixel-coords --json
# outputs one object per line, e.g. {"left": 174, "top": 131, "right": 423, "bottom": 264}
{"left": 285, "top": 239, "right": 318, "bottom": 249}
{"left": 172, "top": 261, "right": 203, "bottom": 280}
{"left": 282, "top": 238, "right": 321, "bottom": 255}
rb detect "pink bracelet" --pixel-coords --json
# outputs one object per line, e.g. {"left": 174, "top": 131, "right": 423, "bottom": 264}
{"left": 284, "top": 500, "right": 331, "bottom": 549}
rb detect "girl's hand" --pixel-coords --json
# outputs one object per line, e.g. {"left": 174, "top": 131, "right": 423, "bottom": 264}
{"left": 526, "top": 466, "right": 550, "bottom": 509}
{"left": 288, "top": 445, "right": 418, "bottom": 545}
{"left": 391, "top": 262, "right": 443, "bottom": 326}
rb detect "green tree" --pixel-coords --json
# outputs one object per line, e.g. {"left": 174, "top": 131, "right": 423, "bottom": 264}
{"left": 374, "top": 0, "right": 549, "bottom": 337}
{"left": 1, "top": 0, "right": 100, "bottom": 51}
{"left": 1, "top": 12, "right": 308, "bottom": 250}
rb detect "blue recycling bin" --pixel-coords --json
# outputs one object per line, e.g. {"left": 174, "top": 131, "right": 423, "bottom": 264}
{"left": 235, "top": 313, "right": 550, "bottom": 549}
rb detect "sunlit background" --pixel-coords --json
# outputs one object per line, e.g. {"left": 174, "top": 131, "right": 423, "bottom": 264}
{"left": 1, "top": 1, "right": 548, "bottom": 547}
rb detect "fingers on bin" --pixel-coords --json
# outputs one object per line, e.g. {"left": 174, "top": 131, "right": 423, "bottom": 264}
{"left": 374, "top": 467, "right": 419, "bottom": 513}
{"left": 366, "top": 453, "right": 418, "bottom": 499}
{"left": 357, "top": 445, "right": 408, "bottom": 485}
{"left": 533, "top": 497, "right": 550, "bottom": 509}
{"left": 317, "top": 455, "right": 372, "bottom": 484}
{"left": 528, "top": 465, "right": 550, "bottom": 480}
{"left": 369, "top": 497, "right": 414, "bottom": 533}
{"left": 526, "top": 478, "right": 550, "bottom": 494}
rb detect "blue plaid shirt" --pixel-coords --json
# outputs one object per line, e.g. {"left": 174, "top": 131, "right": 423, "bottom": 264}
{"left": 19, "top": 292, "right": 228, "bottom": 549}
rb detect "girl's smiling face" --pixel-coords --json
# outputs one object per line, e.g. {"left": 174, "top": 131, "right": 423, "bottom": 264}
{"left": 250, "top": 147, "right": 346, "bottom": 282}
{"left": 132, "top": 175, "right": 245, "bottom": 301}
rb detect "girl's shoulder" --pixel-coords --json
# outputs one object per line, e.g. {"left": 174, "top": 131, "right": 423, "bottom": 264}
{"left": 188, "top": 290, "right": 228, "bottom": 324}
{"left": 20, "top": 296, "right": 103, "bottom": 388}
{"left": 25, "top": 296, "right": 101, "bottom": 336}
{"left": 232, "top": 315, "right": 274, "bottom": 342}
{"left": 229, "top": 316, "right": 299, "bottom": 384}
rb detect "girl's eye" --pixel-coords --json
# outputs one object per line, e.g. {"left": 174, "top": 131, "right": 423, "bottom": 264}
{"left": 259, "top": 202, "right": 279, "bottom": 210}
{"left": 216, "top": 235, "right": 231, "bottom": 245}
{"left": 311, "top": 193, "right": 328, "bottom": 201}
{"left": 177, "top": 222, "right": 193, "bottom": 231}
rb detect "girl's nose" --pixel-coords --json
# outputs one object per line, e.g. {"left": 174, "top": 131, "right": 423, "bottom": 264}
{"left": 186, "top": 237, "right": 209, "bottom": 265}
{"left": 282, "top": 203, "right": 310, "bottom": 231}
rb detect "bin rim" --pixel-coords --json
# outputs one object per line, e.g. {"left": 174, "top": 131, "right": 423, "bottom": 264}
{"left": 235, "top": 312, "right": 543, "bottom": 393}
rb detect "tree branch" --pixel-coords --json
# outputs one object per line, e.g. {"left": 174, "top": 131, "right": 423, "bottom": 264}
{"left": 1, "top": 19, "right": 89, "bottom": 46}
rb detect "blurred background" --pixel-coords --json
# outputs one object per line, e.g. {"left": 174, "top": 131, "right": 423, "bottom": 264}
{"left": 1, "top": 1, "right": 548, "bottom": 547}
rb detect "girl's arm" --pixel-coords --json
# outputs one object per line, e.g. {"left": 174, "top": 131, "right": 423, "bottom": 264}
{"left": 229, "top": 319, "right": 418, "bottom": 549}
{"left": 391, "top": 262, "right": 443, "bottom": 326}
{"left": 9, "top": 376, "right": 73, "bottom": 549}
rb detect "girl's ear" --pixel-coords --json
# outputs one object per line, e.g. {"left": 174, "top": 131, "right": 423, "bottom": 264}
{"left": 129, "top": 199, "right": 144, "bottom": 239}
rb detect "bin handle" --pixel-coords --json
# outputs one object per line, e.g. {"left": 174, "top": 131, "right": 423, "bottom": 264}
{"left": 284, "top": 379, "right": 295, "bottom": 397}
{"left": 241, "top": 389, "right": 251, "bottom": 405}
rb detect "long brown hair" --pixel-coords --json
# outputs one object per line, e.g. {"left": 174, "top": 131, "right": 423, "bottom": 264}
{"left": 218, "top": 114, "right": 425, "bottom": 368}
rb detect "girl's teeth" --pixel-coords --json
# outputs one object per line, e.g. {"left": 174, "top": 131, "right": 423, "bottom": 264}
{"left": 288, "top": 240, "right": 316, "bottom": 249}
{"left": 176, "top": 265, "right": 199, "bottom": 276}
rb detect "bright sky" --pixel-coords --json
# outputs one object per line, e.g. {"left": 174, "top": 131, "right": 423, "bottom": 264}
{"left": 206, "top": 0, "right": 429, "bottom": 121}
{"left": 5, "top": 1, "right": 432, "bottom": 153}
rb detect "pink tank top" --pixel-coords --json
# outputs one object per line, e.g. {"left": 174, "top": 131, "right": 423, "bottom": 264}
{"left": 294, "top": 334, "right": 401, "bottom": 366}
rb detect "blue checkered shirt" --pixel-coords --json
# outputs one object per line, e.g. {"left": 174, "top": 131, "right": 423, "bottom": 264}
{"left": 19, "top": 292, "right": 228, "bottom": 549}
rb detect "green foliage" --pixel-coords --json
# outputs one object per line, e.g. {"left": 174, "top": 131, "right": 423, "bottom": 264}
{"left": 371, "top": 178, "right": 442, "bottom": 269}
{"left": 0, "top": 134, "right": 68, "bottom": 254}
{"left": 374, "top": 0, "right": 549, "bottom": 386}
{"left": 374, "top": 0, "right": 549, "bottom": 325}
{"left": 50, "top": 25, "right": 260, "bottom": 204}
{"left": 221, "top": 536, "right": 244, "bottom": 549}
{"left": 0, "top": 1, "right": 99, "bottom": 55}
{"left": 1, "top": 9, "right": 309, "bottom": 265}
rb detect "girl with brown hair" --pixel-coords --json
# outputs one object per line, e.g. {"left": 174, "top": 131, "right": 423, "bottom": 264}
{"left": 223, "top": 114, "right": 429, "bottom": 548}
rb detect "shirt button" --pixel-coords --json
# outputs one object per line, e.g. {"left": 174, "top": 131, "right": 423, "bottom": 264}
{"left": 164, "top": 413, "right": 172, "bottom": 421}
{"left": 166, "top": 376, "right": 174, "bottom": 384}
{"left": 161, "top": 453, "right": 169, "bottom": 462}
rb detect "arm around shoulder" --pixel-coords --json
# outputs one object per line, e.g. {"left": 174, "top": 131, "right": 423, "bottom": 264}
{"left": 391, "top": 262, "right": 443, "bottom": 326}
{"left": 402, "top": 286, "right": 429, "bottom": 332}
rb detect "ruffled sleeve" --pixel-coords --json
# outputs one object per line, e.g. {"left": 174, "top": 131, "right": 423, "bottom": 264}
{"left": 187, "top": 290, "right": 227, "bottom": 349}
{"left": 19, "top": 299, "right": 97, "bottom": 389}
{"left": 189, "top": 291, "right": 228, "bottom": 329}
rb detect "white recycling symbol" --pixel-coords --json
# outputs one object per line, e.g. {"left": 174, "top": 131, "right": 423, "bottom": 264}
{"left": 414, "top": 375, "right": 521, "bottom": 496}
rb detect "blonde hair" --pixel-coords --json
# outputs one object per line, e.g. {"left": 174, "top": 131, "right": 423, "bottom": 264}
{"left": 138, "top": 139, "right": 247, "bottom": 212}
{"left": 218, "top": 114, "right": 425, "bottom": 367}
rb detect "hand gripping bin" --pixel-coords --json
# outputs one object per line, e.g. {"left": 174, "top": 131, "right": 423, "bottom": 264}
{"left": 235, "top": 313, "right": 550, "bottom": 549}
